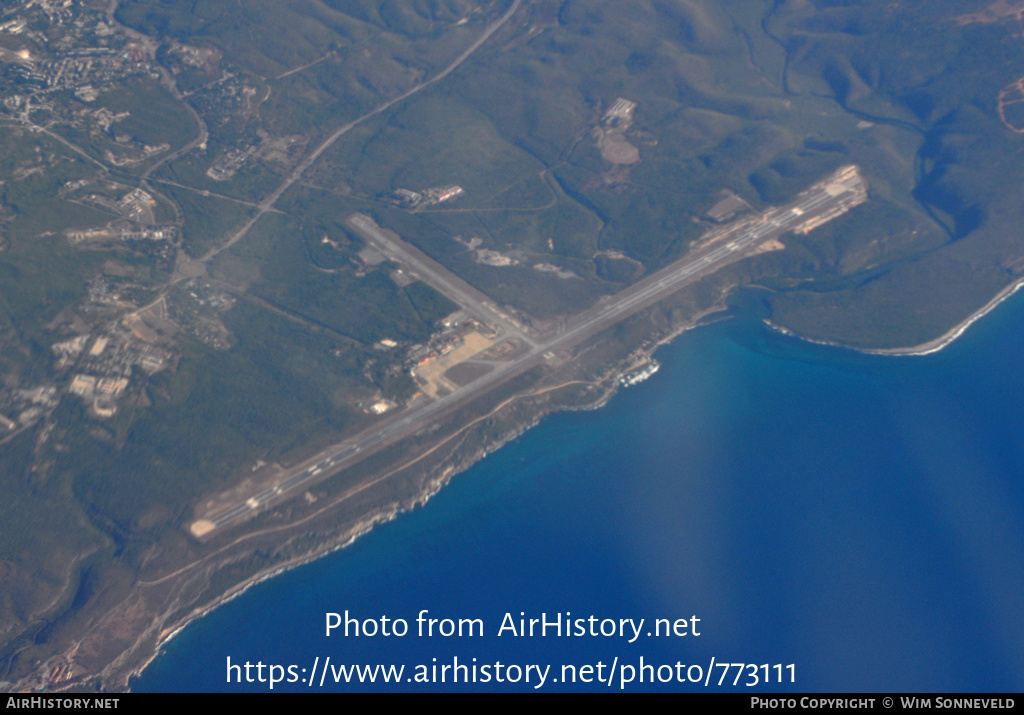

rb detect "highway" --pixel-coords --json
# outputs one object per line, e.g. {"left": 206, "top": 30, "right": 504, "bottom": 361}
{"left": 198, "top": 0, "right": 524, "bottom": 264}
{"left": 195, "top": 168, "right": 866, "bottom": 534}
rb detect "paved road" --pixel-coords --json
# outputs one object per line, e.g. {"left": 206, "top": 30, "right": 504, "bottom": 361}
{"left": 348, "top": 213, "right": 537, "bottom": 346}
{"left": 196, "top": 169, "right": 866, "bottom": 534}
{"left": 126, "top": 0, "right": 527, "bottom": 345}
{"left": 199, "top": 0, "right": 524, "bottom": 264}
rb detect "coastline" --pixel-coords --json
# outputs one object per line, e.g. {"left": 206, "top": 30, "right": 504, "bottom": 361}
{"left": 127, "top": 275, "right": 1024, "bottom": 693}
{"left": 125, "top": 408, "right": 600, "bottom": 689}
{"left": 29, "top": 269, "right": 1023, "bottom": 692}
{"left": 133, "top": 270, "right": 1023, "bottom": 688}
{"left": 47, "top": 267, "right": 1024, "bottom": 691}
{"left": 764, "top": 275, "right": 1024, "bottom": 358}
{"left": 129, "top": 509, "right": 402, "bottom": 686}
{"left": 124, "top": 307, "right": 726, "bottom": 690}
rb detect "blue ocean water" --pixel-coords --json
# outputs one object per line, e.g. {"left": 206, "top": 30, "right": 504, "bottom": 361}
{"left": 134, "top": 294, "right": 1024, "bottom": 692}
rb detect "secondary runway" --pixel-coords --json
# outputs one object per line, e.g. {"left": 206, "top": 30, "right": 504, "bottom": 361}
{"left": 193, "top": 168, "right": 866, "bottom": 536}
{"left": 347, "top": 213, "right": 536, "bottom": 346}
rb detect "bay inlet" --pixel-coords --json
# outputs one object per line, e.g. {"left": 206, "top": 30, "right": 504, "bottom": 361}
{"left": 134, "top": 293, "right": 1024, "bottom": 692}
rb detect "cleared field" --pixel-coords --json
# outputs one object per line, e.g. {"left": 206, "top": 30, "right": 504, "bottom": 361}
{"left": 412, "top": 330, "right": 496, "bottom": 397}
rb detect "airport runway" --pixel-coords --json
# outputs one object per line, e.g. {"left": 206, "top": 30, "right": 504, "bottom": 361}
{"left": 196, "top": 169, "right": 865, "bottom": 534}
{"left": 348, "top": 213, "right": 536, "bottom": 346}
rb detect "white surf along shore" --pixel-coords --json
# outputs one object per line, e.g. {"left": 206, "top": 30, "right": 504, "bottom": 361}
{"left": 132, "top": 275, "right": 1024, "bottom": 685}
{"left": 765, "top": 275, "right": 1024, "bottom": 357}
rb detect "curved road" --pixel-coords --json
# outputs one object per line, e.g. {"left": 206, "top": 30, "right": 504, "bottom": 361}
{"left": 200, "top": 0, "right": 524, "bottom": 263}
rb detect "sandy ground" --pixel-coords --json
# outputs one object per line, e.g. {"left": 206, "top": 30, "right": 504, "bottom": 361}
{"left": 596, "top": 130, "right": 640, "bottom": 164}
{"left": 413, "top": 331, "right": 496, "bottom": 397}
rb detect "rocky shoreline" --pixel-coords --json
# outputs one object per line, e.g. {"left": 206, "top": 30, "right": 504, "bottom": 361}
{"left": 107, "top": 306, "right": 728, "bottom": 691}
{"left": 20, "top": 269, "right": 1022, "bottom": 692}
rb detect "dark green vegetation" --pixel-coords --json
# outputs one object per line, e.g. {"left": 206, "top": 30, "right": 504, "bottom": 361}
{"left": 158, "top": 183, "right": 254, "bottom": 258}
{"left": 310, "top": 0, "right": 1023, "bottom": 345}
{"left": 5, "top": 0, "right": 1024, "bottom": 688}
{"left": 117, "top": 0, "right": 504, "bottom": 153}
{"left": 0, "top": 131, "right": 155, "bottom": 667}
{"left": 0, "top": 130, "right": 109, "bottom": 356}
{"left": 0, "top": 425, "right": 111, "bottom": 664}
{"left": 298, "top": 0, "right": 1024, "bottom": 329}
{"left": 117, "top": 0, "right": 491, "bottom": 80}
{"left": 48, "top": 77, "right": 198, "bottom": 169}
{"left": 65, "top": 300, "right": 376, "bottom": 533}
{"left": 93, "top": 79, "right": 197, "bottom": 149}
{"left": 748, "top": 0, "right": 1024, "bottom": 346}
{"left": 210, "top": 198, "right": 457, "bottom": 343}
{"left": 154, "top": 148, "right": 284, "bottom": 205}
